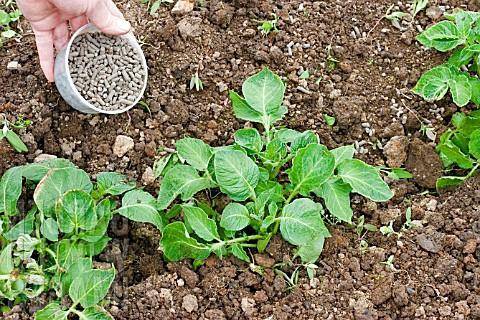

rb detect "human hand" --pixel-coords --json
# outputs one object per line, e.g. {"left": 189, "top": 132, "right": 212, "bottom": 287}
{"left": 17, "top": 0, "right": 131, "bottom": 82}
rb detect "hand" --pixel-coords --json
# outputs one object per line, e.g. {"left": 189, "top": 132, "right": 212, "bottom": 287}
{"left": 17, "top": 0, "right": 131, "bottom": 82}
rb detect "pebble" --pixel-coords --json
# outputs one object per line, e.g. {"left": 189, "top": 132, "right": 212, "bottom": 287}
{"left": 383, "top": 136, "right": 408, "bottom": 168}
{"left": 34, "top": 154, "right": 57, "bottom": 163}
{"left": 7, "top": 61, "right": 19, "bottom": 70}
{"left": 182, "top": 294, "right": 198, "bottom": 313}
{"left": 416, "top": 234, "right": 442, "bottom": 253}
{"left": 113, "top": 135, "right": 134, "bottom": 157}
{"left": 241, "top": 297, "right": 256, "bottom": 316}
{"left": 172, "top": 0, "right": 195, "bottom": 15}
{"left": 141, "top": 166, "right": 155, "bottom": 185}
{"left": 463, "top": 239, "right": 477, "bottom": 254}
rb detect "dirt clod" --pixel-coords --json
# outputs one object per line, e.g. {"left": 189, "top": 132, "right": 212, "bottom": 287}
{"left": 405, "top": 138, "right": 443, "bottom": 188}
{"left": 182, "top": 294, "right": 198, "bottom": 313}
{"left": 113, "top": 135, "right": 134, "bottom": 157}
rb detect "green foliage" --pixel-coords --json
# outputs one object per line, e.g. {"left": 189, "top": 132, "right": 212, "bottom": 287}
{"left": 190, "top": 72, "right": 204, "bottom": 91}
{"left": 0, "top": 0, "right": 21, "bottom": 47}
{"left": 1, "top": 115, "right": 29, "bottom": 153}
{"left": 258, "top": 14, "right": 279, "bottom": 36}
{"left": 0, "top": 159, "right": 161, "bottom": 318}
{"left": 140, "top": 0, "right": 173, "bottom": 15}
{"left": 436, "top": 110, "right": 480, "bottom": 189}
{"left": 413, "top": 9, "right": 480, "bottom": 107}
{"left": 157, "top": 68, "right": 394, "bottom": 265}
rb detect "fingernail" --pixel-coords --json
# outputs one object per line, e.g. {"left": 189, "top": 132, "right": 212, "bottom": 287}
{"left": 116, "top": 19, "right": 131, "bottom": 34}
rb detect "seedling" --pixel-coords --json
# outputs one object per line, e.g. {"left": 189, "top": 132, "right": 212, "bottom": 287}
{"left": 326, "top": 44, "right": 339, "bottom": 72}
{"left": 420, "top": 123, "right": 437, "bottom": 142}
{"left": 413, "top": 9, "right": 480, "bottom": 108}
{"left": 385, "top": 0, "right": 428, "bottom": 29}
{"left": 156, "top": 68, "right": 394, "bottom": 265}
{"left": 190, "top": 71, "right": 204, "bottom": 91}
{"left": 0, "top": 159, "right": 162, "bottom": 318}
{"left": 382, "top": 255, "right": 398, "bottom": 272}
{"left": 354, "top": 215, "right": 377, "bottom": 253}
{"left": 435, "top": 110, "right": 480, "bottom": 189}
{"left": 0, "top": 0, "right": 21, "bottom": 47}
{"left": 258, "top": 14, "right": 279, "bottom": 36}
{"left": 1, "top": 114, "right": 29, "bottom": 153}
{"left": 323, "top": 114, "right": 336, "bottom": 126}
{"left": 402, "top": 207, "right": 416, "bottom": 230}
{"left": 377, "top": 167, "right": 413, "bottom": 181}
{"left": 299, "top": 70, "right": 310, "bottom": 79}
{"left": 140, "top": 0, "right": 173, "bottom": 15}
{"left": 379, "top": 221, "right": 399, "bottom": 237}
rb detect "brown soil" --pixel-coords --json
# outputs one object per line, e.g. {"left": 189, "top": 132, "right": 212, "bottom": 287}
{"left": 1, "top": 0, "right": 480, "bottom": 319}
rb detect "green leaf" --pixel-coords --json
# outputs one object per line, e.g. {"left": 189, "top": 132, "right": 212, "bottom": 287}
{"left": 183, "top": 205, "right": 220, "bottom": 241}
{"left": 264, "top": 139, "right": 287, "bottom": 162}
{"left": 436, "top": 176, "right": 466, "bottom": 190}
{"left": 150, "top": 0, "right": 161, "bottom": 14}
{"left": 331, "top": 145, "right": 355, "bottom": 167}
{"left": 288, "top": 144, "right": 335, "bottom": 196}
{"left": 34, "top": 167, "right": 92, "bottom": 215}
{"left": 77, "top": 307, "right": 113, "bottom": 320}
{"left": 153, "top": 154, "right": 173, "bottom": 179}
{"left": 469, "top": 129, "right": 480, "bottom": 159}
{"left": 255, "top": 182, "right": 283, "bottom": 216}
{"left": 78, "top": 200, "right": 113, "bottom": 243}
{"left": 6, "top": 130, "right": 28, "bottom": 153}
{"left": 34, "top": 303, "right": 68, "bottom": 320}
{"left": 296, "top": 236, "right": 325, "bottom": 264}
{"left": 323, "top": 114, "right": 336, "bottom": 126}
{"left": 22, "top": 159, "right": 75, "bottom": 182}
{"left": 40, "top": 218, "right": 59, "bottom": 241}
{"left": 220, "top": 202, "right": 250, "bottom": 231}
{"left": 214, "top": 149, "right": 259, "bottom": 201}
{"left": 448, "top": 47, "right": 475, "bottom": 67}
{"left": 160, "top": 222, "right": 211, "bottom": 261}
{"left": 234, "top": 128, "right": 263, "bottom": 153}
{"left": 412, "top": 65, "right": 451, "bottom": 102}
{"left": 291, "top": 131, "right": 318, "bottom": 153}
{"left": 230, "top": 91, "right": 263, "bottom": 124}
{"left": 157, "top": 164, "right": 212, "bottom": 210}
{"left": 316, "top": 177, "right": 353, "bottom": 223}
{"left": 95, "top": 172, "right": 135, "bottom": 197}
{"left": 61, "top": 257, "right": 93, "bottom": 295}
{"left": 4, "top": 207, "right": 36, "bottom": 241}
{"left": 0, "top": 167, "right": 22, "bottom": 216}
{"left": 449, "top": 73, "right": 472, "bottom": 107}
{"left": 56, "top": 239, "right": 83, "bottom": 270}
{"left": 117, "top": 190, "right": 163, "bottom": 230}
{"left": 242, "top": 68, "right": 286, "bottom": 128}
{"left": 469, "top": 77, "right": 480, "bottom": 106}
{"left": 274, "top": 128, "right": 302, "bottom": 143}
{"left": 416, "top": 20, "right": 464, "bottom": 52}
{"left": 337, "top": 159, "right": 393, "bottom": 202}
{"left": 438, "top": 141, "right": 474, "bottom": 169}
{"left": 57, "top": 190, "right": 96, "bottom": 233}
{"left": 388, "top": 168, "right": 414, "bottom": 180}
{"left": 280, "top": 198, "right": 330, "bottom": 246}
{"left": 176, "top": 138, "right": 213, "bottom": 171}
{"left": 231, "top": 244, "right": 250, "bottom": 263}
{"left": 69, "top": 268, "right": 115, "bottom": 308}
{"left": 0, "top": 243, "right": 14, "bottom": 275}
{"left": 80, "top": 236, "right": 110, "bottom": 257}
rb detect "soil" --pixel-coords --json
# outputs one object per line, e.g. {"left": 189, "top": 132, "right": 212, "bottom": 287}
{"left": 1, "top": 0, "right": 480, "bottom": 319}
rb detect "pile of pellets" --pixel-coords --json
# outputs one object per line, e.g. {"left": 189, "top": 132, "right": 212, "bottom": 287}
{"left": 68, "top": 32, "right": 146, "bottom": 111}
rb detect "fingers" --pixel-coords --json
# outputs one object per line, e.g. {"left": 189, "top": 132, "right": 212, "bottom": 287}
{"left": 87, "top": 0, "right": 131, "bottom": 35}
{"left": 32, "top": 28, "right": 55, "bottom": 82}
{"left": 70, "top": 15, "right": 88, "bottom": 32}
{"left": 53, "top": 21, "right": 69, "bottom": 51}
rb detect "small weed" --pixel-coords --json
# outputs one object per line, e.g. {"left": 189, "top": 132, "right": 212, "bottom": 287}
{"left": 0, "top": 0, "right": 22, "bottom": 47}
{"left": 420, "top": 123, "right": 436, "bottom": 142}
{"left": 323, "top": 114, "right": 336, "bottom": 126}
{"left": 258, "top": 14, "right": 279, "bottom": 36}
{"left": 382, "top": 255, "right": 398, "bottom": 271}
{"left": 326, "top": 45, "right": 339, "bottom": 72}
{"left": 379, "top": 221, "right": 399, "bottom": 237}
{"left": 1, "top": 114, "right": 29, "bottom": 153}
{"left": 385, "top": 0, "right": 428, "bottom": 29}
{"left": 140, "top": 0, "right": 174, "bottom": 15}
{"left": 299, "top": 70, "right": 310, "bottom": 79}
{"left": 190, "top": 72, "right": 204, "bottom": 91}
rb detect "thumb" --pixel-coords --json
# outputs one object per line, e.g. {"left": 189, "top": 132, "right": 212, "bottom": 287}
{"left": 87, "top": 0, "right": 131, "bottom": 35}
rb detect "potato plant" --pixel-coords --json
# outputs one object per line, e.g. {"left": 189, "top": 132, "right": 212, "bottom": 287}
{"left": 0, "top": 1, "right": 21, "bottom": 47}
{"left": 156, "top": 68, "right": 394, "bottom": 265}
{"left": 0, "top": 159, "right": 162, "bottom": 319}
{"left": 436, "top": 110, "right": 480, "bottom": 189}
{"left": 413, "top": 9, "right": 480, "bottom": 107}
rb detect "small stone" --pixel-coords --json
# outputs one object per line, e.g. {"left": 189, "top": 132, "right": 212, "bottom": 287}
{"left": 7, "top": 61, "right": 19, "bottom": 70}
{"left": 113, "top": 135, "right": 134, "bottom": 157}
{"left": 72, "top": 151, "right": 82, "bottom": 162}
{"left": 160, "top": 288, "right": 173, "bottom": 303}
{"left": 416, "top": 234, "right": 442, "bottom": 253}
{"left": 254, "top": 254, "right": 275, "bottom": 268}
{"left": 177, "top": 278, "right": 185, "bottom": 287}
{"left": 34, "top": 154, "right": 57, "bottom": 163}
{"left": 463, "top": 239, "right": 477, "bottom": 254}
{"left": 172, "top": 0, "right": 195, "bottom": 15}
{"left": 426, "top": 6, "right": 443, "bottom": 20}
{"left": 182, "top": 294, "right": 198, "bottom": 313}
{"left": 438, "top": 306, "right": 452, "bottom": 317}
{"left": 177, "top": 17, "right": 202, "bottom": 39}
{"left": 383, "top": 136, "right": 408, "bottom": 168}
{"left": 141, "top": 166, "right": 155, "bottom": 185}
{"left": 426, "top": 199, "right": 438, "bottom": 211}
{"left": 241, "top": 297, "right": 256, "bottom": 316}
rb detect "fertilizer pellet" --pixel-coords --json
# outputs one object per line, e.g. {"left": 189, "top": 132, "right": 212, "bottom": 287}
{"left": 69, "top": 32, "right": 146, "bottom": 111}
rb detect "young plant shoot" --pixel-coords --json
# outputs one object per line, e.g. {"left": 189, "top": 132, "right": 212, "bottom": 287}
{"left": 0, "top": 159, "right": 162, "bottom": 319}
{"left": 156, "top": 68, "right": 394, "bottom": 265}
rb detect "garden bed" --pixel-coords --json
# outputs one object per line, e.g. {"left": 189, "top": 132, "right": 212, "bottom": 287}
{"left": 1, "top": 0, "right": 479, "bottom": 319}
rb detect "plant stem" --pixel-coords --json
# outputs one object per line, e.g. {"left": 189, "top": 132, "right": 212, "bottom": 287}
{"left": 225, "top": 234, "right": 263, "bottom": 245}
